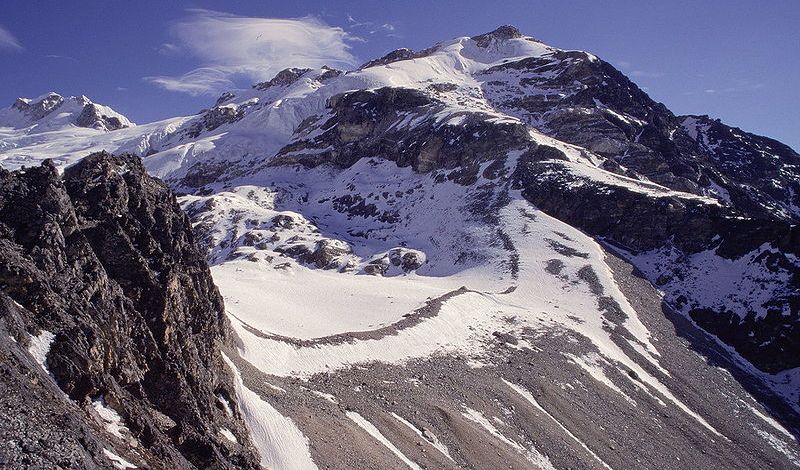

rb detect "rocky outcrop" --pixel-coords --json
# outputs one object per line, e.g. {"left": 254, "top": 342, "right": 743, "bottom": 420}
{"left": 76, "top": 103, "right": 129, "bottom": 131}
{"left": 471, "top": 24, "right": 526, "bottom": 46}
{"left": 0, "top": 153, "right": 259, "bottom": 468}
{"left": 270, "top": 87, "right": 533, "bottom": 183}
{"left": 187, "top": 105, "right": 246, "bottom": 138}
{"left": 681, "top": 114, "right": 800, "bottom": 219}
{"left": 480, "top": 51, "right": 800, "bottom": 222}
{"left": 360, "top": 48, "right": 424, "bottom": 69}
{"left": 11, "top": 92, "right": 65, "bottom": 121}
{"left": 254, "top": 67, "right": 312, "bottom": 90}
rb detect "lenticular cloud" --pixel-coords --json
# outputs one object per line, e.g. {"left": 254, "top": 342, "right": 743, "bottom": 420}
{"left": 146, "top": 9, "right": 358, "bottom": 95}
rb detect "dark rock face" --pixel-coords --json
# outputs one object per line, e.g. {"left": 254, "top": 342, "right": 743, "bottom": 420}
{"left": 133, "top": 26, "right": 799, "bottom": 378}
{"left": 471, "top": 25, "right": 525, "bottom": 46}
{"left": 254, "top": 67, "right": 312, "bottom": 90}
{"left": 269, "top": 87, "right": 533, "bottom": 181}
{"left": 0, "top": 153, "right": 259, "bottom": 468}
{"left": 76, "top": 103, "right": 129, "bottom": 131}
{"left": 681, "top": 115, "right": 800, "bottom": 219}
{"left": 480, "top": 52, "right": 800, "bottom": 222}
{"left": 12, "top": 92, "right": 65, "bottom": 121}
{"left": 187, "top": 105, "right": 246, "bottom": 138}
{"left": 360, "top": 48, "right": 423, "bottom": 69}
{"left": 511, "top": 149, "right": 800, "bottom": 372}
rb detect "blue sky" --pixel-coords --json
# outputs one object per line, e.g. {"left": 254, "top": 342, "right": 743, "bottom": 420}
{"left": 1, "top": 0, "right": 798, "bottom": 150}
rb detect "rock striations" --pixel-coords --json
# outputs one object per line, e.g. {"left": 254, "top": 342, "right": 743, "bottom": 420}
{"left": 0, "top": 153, "right": 259, "bottom": 469}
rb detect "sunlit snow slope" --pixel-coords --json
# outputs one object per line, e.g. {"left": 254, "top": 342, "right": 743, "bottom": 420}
{"left": 2, "top": 25, "right": 798, "bottom": 469}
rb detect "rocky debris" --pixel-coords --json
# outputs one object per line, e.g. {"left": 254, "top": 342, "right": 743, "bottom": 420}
{"left": 254, "top": 67, "right": 312, "bottom": 90}
{"left": 164, "top": 25, "right": 800, "bottom": 379}
{"left": 0, "top": 153, "right": 259, "bottom": 468}
{"left": 2, "top": 27, "right": 799, "bottom": 452}
{"left": 276, "top": 239, "right": 354, "bottom": 271}
{"left": 302, "top": 239, "right": 354, "bottom": 270}
{"left": 363, "top": 248, "right": 426, "bottom": 276}
{"left": 226, "top": 249, "right": 800, "bottom": 469}
{"left": 363, "top": 257, "right": 391, "bottom": 275}
{"left": 512, "top": 155, "right": 800, "bottom": 370}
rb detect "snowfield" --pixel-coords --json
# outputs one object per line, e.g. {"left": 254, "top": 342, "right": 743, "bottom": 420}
{"left": 3, "top": 25, "right": 799, "bottom": 469}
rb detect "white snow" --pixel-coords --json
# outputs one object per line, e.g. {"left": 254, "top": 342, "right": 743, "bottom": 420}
{"left": 102, "top": 448, "right": 137, "bottom": 469}
{"left": 1, "top": 26, "right": 793, "bottom": 466}
{"left": 222, "top": 353, "right": 317, "bottom": 469}
{"left": 755, "top": 429, "right": 800, "bottom": 466}
{"left": 628, "top": 243, "right": 796, "bottom": 320}
{"left": 92, "top": 397, "right": 130, "bottom": 440}
{"left": 741, "top": 401, "right": 794, "bottom": 439}
{"left": 391, "top": 412, "right": 453, "bottom": 461}
{"left": 310, "top": 390, "right": 338, "bottom": 404}
{"left": 220, "top": 428, "right": 239, "bottom": 444}
{"left": 502, "top": 379, "right": 612, "bottom": 469}
{"left": 461, "top": 407, "right": 555, "bottom": 469}
{"left": 216, "top": 262, "right": 452, "bottom": 339}
{"left": 217, "top": 394, "right": 234, "bottom": 417}
{"left": 27, "top": 330, "right": 55, "bottom": 372}
{"left": 346, "top": 411, "right": 422, "bottom": 470}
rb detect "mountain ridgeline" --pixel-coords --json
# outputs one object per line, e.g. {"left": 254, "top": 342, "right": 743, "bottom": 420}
{"left": 0, "top": 153, "right": 259, "bottom": 468}
{"left": 0, "top": 25, "right": 799, "bottom": 469}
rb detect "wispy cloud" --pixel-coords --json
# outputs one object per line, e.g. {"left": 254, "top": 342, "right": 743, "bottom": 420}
{"left": 156, "top": 42, "right": 181, "bottom": 56}
{"left": 44, "top": 54, "right": 77, "bottom": 61}
{"left": 346, "top": 14, "right": 399, "bottom": 37}
{"left": 145, "top": 9, "right": 359, "bottom": 96}
{"left": 684, "top": 80, "right": 764, "bottom": 96}
{"left": 0, "top": 25, "right": 23, "bottom": 51}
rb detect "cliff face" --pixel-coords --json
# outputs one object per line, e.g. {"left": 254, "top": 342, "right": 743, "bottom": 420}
{"left": 0, "top": 153, "right": 259, "bottom": 469}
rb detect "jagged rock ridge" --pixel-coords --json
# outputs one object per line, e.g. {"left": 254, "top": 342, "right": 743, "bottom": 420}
{"left": 0, "top": 153, "right": 259, "bottom": 469}
{"left": 1, "top": 25, "right": 799, "bottom": 469}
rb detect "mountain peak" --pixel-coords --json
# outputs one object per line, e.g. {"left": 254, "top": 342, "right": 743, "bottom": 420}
{"left": 471, "top": 25, "right": 525, "bottom": 45}
{"left": 1, "top": 92, "right": 133, "bottom": 131}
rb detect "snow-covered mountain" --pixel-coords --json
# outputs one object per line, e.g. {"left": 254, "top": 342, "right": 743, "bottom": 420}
{"left": 0, "top": 91, "right": 133, "bottom": 132}
{"left": 1, "top": 26, "right": 799, "bottom": 469}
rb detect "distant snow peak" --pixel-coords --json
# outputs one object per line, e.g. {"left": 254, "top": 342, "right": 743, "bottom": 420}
{"left": 0, "top": 92, "right": 133, "bottom": 132}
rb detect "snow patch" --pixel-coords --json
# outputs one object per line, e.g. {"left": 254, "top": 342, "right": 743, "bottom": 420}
{"left": 346, "top": 411, "right": 422, "bottom": 470}
{"left": 92, "top": 397, "right": 130, "bottom": 440}
{"left": 102, "top": 449, "right": 136, "bottom": 469}
{"left": 220, "top": 428, "right": 238, "bottom": 444}
{"left": 28, "top": 330, "right": 55, "bottom": 372}
{"left": 503, "top": 379, "right": 612, "bottom": 469}
{"left": 462, "top": 407, "right": 555, "bottom": 469}
{"left": 222, "top": 353, "right": 317, "bottom": 469}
